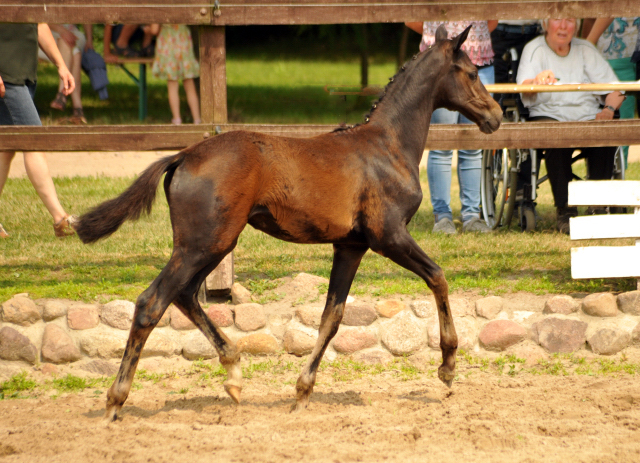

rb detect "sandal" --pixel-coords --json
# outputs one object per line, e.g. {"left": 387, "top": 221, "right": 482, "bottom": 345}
{"left": 0, "top": 223, "right": 8, "bottom": 238}
{"left": 53, "top": 215, "right": 78, "bottom": 238}
{"left": 141, "top": 44, "right": 155, "bottom": 58}
{"left": 50, "top": 92, "right": 67, "bottom": 111}
{"left": 71, "top": 108, "right": 87, "bottom": 124}
{"left": 112, "top": 44, "right": 141, "bottom": 58}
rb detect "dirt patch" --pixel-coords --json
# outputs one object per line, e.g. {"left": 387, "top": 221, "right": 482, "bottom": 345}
{"left": 1, "top": 352, "right": 640, "bottom": 462}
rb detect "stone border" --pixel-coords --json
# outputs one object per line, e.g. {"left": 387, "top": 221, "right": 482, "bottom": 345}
{"left": 1, "top": 274, "right": 640, "bottom": 372}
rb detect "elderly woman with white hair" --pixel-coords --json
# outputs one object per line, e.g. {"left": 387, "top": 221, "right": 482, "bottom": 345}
{"left": 517, "top": 18, "right": 625, "bottom": 234}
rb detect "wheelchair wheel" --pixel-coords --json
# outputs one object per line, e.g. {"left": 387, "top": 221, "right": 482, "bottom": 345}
{"left": 481, "top": 148, "right": 516, "bottom": 229}
{"left": 520, "top": 206, "right": 536, "bottom": 233}
{"left": 613, "top": 146, "right": 625, "bottom": 180}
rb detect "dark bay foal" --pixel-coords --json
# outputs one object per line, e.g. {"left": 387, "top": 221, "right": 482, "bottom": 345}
{"left": 76, "top": 25, "right": 502, "bottom": 421}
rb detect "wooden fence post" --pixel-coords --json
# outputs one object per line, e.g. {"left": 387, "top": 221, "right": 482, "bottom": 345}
{"left": 200, "top": 25, "right": 234, "bottom": 296}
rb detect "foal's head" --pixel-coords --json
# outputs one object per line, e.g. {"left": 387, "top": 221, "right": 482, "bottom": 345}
{"left": 432, "top": 25, "right": 502, "bottom": 134}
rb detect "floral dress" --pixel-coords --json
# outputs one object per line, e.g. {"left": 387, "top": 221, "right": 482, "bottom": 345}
{"left": 152, "top": 25, "right": 200, "bottom": 81}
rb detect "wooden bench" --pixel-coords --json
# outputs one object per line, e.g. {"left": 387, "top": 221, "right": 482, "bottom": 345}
{"left": 107, "top": 56, "right": 154, "bottom": 121}
{"left": 569, "top": 180, "right": 640, "bottom": 289}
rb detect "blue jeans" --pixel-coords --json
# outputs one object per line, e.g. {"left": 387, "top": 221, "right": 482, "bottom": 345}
{"left": 427, "top": 65, "right": 494, "bottom": 223}
{"left": 0, "top": 82, "right": 41, "bottom": 126}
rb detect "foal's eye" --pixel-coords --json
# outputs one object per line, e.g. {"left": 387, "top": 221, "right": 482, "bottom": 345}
{"left": 468, "top": 72, "right": 478, "bottom": 82}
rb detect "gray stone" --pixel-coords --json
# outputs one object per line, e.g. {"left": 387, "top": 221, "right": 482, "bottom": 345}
{"left": 342, "top": 303, "right": 377, "bottom": 326}
{"left": 617, "top": 291, "right": 640, "bottom": 316}
{"left": 532, "top": 317, "right": 588, "bottom": 353}
{"left": 475, "top": 296, "right": 504, "bottom": 319}
{"left": 1, "top": 296, "right": 41, "bottom": 326}
{"left": 332, "top": 328, "right": 377, "bottom": 354}
{"left": 543, "top": 295, "right": 578, "bottom": 315}
{"left": 79, "top": 359, "right": 119, "bottom": 376}
{"left": 296, "top": 305, "right": 323, "bottom": 329}
{"left": 582, "top": 293, "right": 619, "bottom": 317}
{"left": 67, "top": 304, "right": 100, "bottom": 330}
{"left": 182, "top": 331, "right": 216, "bottom": 360}
{"left": 234, "top": 303, "right": 267, "bottom": 332}
{"left": 0, "top": 326, "right": 37, "bottom": 364}
{"left": 43, "top": 299, "right": 69, "bottom": 321}
{"left": 143, "top": 330, "right": 181, "bottom": 358}
{"left": 78, "top": 327, "right": 128, "bottom": 359}
{"left": 353, "top": 348, "right": 394, "bottom": 365}
{"left": 632, "top": 323, "right": 640, "bottom": 345}
{"left": 41, "top": 324, "right": 81, "bottom": 364}
{"left": 231, "top": 283, "right": 253, "bottom": 305}
{"left": 588, "top": 328, "right": 631, "bottom": 355}
{"left": 427, "top": 317, "right": 476, "bottom": 351}
{"left": 101, "top": 300, "right": 134, "bottom": 330}
{"left": 237, "top": 333, "right": 279, "bottom": 355}
{"left": 410, "top": 300, "right": 435, "bottom": 319}
{"left": 283, "top": 329, "right": 316, "bottom": 356}
{"left": 206, "top": 304, "right": 234, "bottom": 327}
{"left": 375, "top": 300, "right": 406, "bottom": 318}
{"left": 380, "top": 311, "right": 426, "bottom": 355}
{"left": 170, "top": 305, "right": 196, "bottom": 330}
{"left": 478, "top": 320, "right": 527, "bottom": 351}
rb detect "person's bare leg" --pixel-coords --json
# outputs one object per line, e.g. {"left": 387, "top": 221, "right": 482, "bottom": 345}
{"left": 55, "top": 38, "right": 73, "bottom": 95}
{"left": 115, "top": 25, "right": 138, "bottom": 49}
{"left": 167, "top": 80, "right": 181, "bottom": 124}
{"left": 69, "top": 51, "right": 83, "bottom": 110}
{"left": 183, "top": 78, "right": 201, "bottom": 123}
{"left": 23, "top": 152, "right": 67, "bottom": 223}
{"left": 0, "top": 151, "right": 16, "bottom": 198}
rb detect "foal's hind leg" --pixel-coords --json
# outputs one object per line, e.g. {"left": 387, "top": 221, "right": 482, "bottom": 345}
{"left": 293, "top": 244, "right": 368, "bottom": 412}
{"left": 172, "top": 260, "right": 242, "bottom": 403}
{"left": 375, "top": 229, "right": 457, "bottom": 387}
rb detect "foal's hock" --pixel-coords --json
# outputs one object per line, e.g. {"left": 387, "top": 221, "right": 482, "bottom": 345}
{"left": 76, "top": 25, "right": 501, "bottom": 421}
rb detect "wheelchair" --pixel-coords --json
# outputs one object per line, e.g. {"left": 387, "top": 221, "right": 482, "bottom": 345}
{"left": 480, "top": 49, "right": 625, "bottom": 232}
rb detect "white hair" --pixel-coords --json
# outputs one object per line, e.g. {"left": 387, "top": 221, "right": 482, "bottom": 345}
{"left": 540, "top": 18, "right": 581, "bottom": 33}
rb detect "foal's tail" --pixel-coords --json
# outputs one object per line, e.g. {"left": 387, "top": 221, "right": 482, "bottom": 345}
{"left": 76, "top": 152, "right": 185, "bottom": 244}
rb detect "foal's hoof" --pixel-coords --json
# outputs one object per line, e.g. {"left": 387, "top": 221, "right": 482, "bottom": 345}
{"left": 224, "top": 384, "right": 242, "bottom": 404}
{"left": 438, "top": 367, "right": 455, "bottom": 388}
{"left": 290, "top": 400, "right": 308, "bottom": 414}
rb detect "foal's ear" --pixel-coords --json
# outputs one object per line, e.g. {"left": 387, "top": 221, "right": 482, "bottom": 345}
{"left": 435, "top": 24, "right": 448, "bottom": 43}
{"left": 451, "top": 25, "right": 472, "bottom": 53}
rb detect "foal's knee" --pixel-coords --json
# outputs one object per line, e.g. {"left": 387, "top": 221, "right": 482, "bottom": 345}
{"left": 132, "top": 292, "right": 164, "bottom": 329}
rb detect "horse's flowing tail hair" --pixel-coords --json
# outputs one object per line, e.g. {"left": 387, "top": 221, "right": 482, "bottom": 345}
{"left": 76, "top": 152, "right": 185, "bottom": 244}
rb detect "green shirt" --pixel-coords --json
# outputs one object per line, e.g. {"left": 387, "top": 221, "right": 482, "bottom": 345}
{"left": 0, "top": 23, "right": 38, "bottom": 85}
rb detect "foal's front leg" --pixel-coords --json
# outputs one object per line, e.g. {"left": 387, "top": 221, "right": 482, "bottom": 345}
{"left": 293, "top": 244, "right": 368, "bottom": 412}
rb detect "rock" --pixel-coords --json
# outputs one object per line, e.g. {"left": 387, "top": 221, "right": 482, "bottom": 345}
{"left": 283, "top": 329, "right": 316, "bottom": 356}
{"left": 582, "top": 293, "right": 619, "bottom": 317}
{"left": 380, "top": 311, "right": 426, "bottom": 355}
{"left": 78, "top": 327, "right": 128, "bottom": 359}
{"left": 79, "top": 359, "right": 119, "bottom": 376}
{"left": 296, "top": 305, "right": 324, "bottom": 329}
{"left": 410, "top": 300, "right": 435, "bottom": 319}
{"left": 169, "top": 305, "right": 196, "bottom": 330}
{"left": 342, "top": 303, "right": 377, "bottom": 326}
{"left": 543, "top": 295, "right": 578, "bottom": 315}
{"left": 234, "top": 303, "right": 267, "bottom": 332}
{"left": 0, "top": 326, "right": 37, "bottom": 364}
{"left": 268, "top": 313, "right": 293, "bottom": 340}
{"left": 143, "top": 330, "right": 181, "bottom": 358}
{"left": 101, "top": 300, "right": 135, "bottom": 330}
{"left": 427, "top": 317, "right": 476, "bottom": 351}
{"left": 41, "top": 324, "right": 81, "bottom": 364}
{"left": 206, "top": 304, "right": 234, "bottom": 327}
{"left": 532, "top": 317, "right": 588, "bottom": 353}
{"left": 1, "top": 296, "right": 41, "bottom": 326}
{"left": 478, "top": 320, "right": 527, "bottom": 351}
{"left": 157, "top": 310, "right": 171, "bottom": 328}
{"left": 375, "top": 300, "right": 406, "bottom": 318}
{"left": 475, "top": 296, "right": 504, "bottom": 319}
{"left": 67, "top": 304, "right": 100, "bottom": 330}
{"left": 506, "top": 341, "right": 549, "bottom": 366}
{"left": 353, "top": 349, "right": 394, "bottom": 365}
{"left": 450, "top": 298, "right": 474, "bottom": 317}
{"left": 617, "top": 291, "right": 640, "bottom": 316}
{"left": 231, "top": 283, "right": 253, "bottom": 305}
{"left": 332, "top": 328, "right": 377, "bottom": 354}
{"left": 40, "top": 363, "right": 59, "bottom": 376}
{"left": 587, "top": 328, "right": 631, "bottom": 355}
{"left": 182, "top": 331, "right": 216, "bottom": 360}
{"left": 632, "top": 323, "right": 640, "bottom": 345}
{"left": 237, "top": 333, "right": 279, "bottom": 355}
{"left": 43, "top": 299, "right": 68, "bottom": 321}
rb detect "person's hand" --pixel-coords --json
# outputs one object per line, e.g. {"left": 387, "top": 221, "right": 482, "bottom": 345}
{"left": 58, "top": 65, "right": 75, "bottom": 96}
{"left": 595, "top": 106, "right": 615, "bottom": 121}
{"left": 0, "top": 75, "right": 5, "bottom": 98}
{"left": 533, "top": 70, "right": 558, "bottom": 85}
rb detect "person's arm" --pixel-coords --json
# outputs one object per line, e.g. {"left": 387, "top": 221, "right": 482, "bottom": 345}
{"left": 37, "top": 23, "right": 75, "bottom": 95}
{"left": 48, "top": 24, "right": 76, "bottom": 48}
{"left": 521, "top": 69, "right": 558, "bottom": 86}
{"left": 487, "top": 20, "right": 498, "bottom": 33}
{"left": 405, "top": 22, "right": 424, "bottom": 35}
{"left": 595, "top": 91, "right": 625, "bottom": 120}
{"left": 586, "top": 18, "right": 614, "bottom": 46}
{"left": 0, "top": 76, "right": 5, "bottom": 98}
